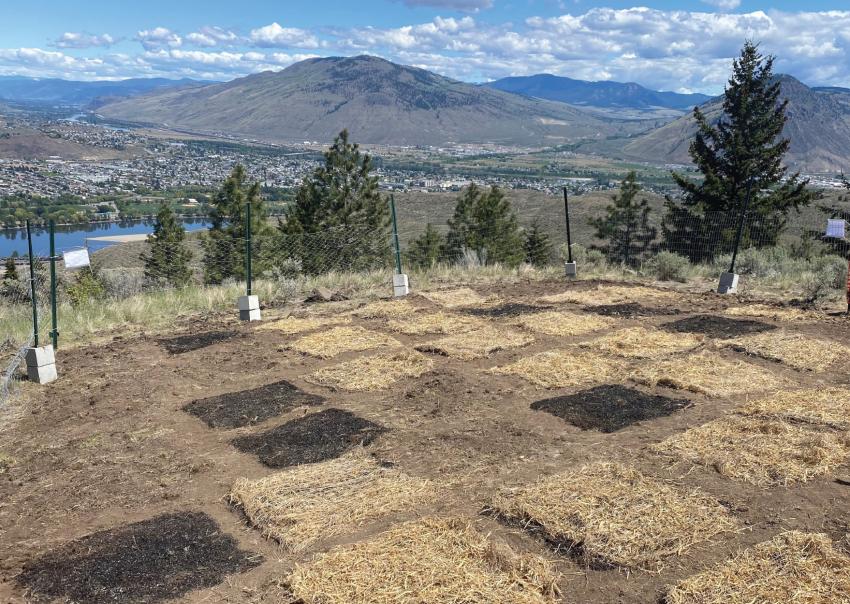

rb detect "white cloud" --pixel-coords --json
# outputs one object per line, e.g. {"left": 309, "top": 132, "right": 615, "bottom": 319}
{"left": 249, "top": 22, "right": 320, "bottom": 48}
{"left": 186, "top": 26, "right": 240, "bottom": 47}
{"left": 399, "top": 0, "right": 492, "bottom": 12}
{"left": 702, "top": 0, "right": 742, "bottom": 11}
{"left": 135, "top": 27, "right": 182, "bottom": 50}
{"left": 53, "top": 32, "right": 116, "bottom": 49}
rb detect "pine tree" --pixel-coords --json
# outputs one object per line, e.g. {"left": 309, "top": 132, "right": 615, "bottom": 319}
{"left": 590, "top": 171, "right": 657, "bottom": 266}
{"left": 523, "top": 220, "right": 553, "bottom": 267}
{"left": 3, "top": 257, "right": 18, "bottom": 282}
{"left": 406, "top": 223, "right": 444, "bottom": 269}
{"left": 664, "top": 41, "right": 814, "bottom": 261}
{"left": 281, "top": 130, "right": 391, "bottom": 274}
{"left": 140, "top": 203, "right": 193, "bottom": 286}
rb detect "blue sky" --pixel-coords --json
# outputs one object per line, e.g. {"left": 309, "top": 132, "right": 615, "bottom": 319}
{"left": 1, "top": 1, "right": 849, "bottom": 93}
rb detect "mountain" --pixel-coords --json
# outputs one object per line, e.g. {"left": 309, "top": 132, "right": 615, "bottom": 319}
{"left": 485, "top": 74, "right": 711, "bottom": 114}
{"left": 617, "top": 75, "right": 850, "bottom": 173}
{"left": 98, "top": 55, "right": 654, "bottom": 146}
{"left": 0, "top": 76, "right": 212, "bottom": 107}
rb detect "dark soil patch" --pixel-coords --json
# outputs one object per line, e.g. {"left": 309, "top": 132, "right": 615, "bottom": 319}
{"left": 183, "top": 380, "right": 325, "bottom": 429}
{"left": 585, "top": 303, "right": 680, "bottom": 318}
{"left": 16, "top": 512, "right": 261, "bottom": 604}
{"left": 464, "top": 303, "right": 552, "bottom": 318}
{"left": 160, "top": 330, "right": 239, "bottom": 354}
{"left": 231, "top": 408, "right": 387, "bottom": 468}
{"left": 662, "top": 314, "right": 777, "bottom": 339}
{"left": 531, "top": 384, "right": 691, "bottom": 433}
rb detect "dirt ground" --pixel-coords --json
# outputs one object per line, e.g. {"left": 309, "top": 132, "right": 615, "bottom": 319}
{"left": 1, "top": 278, "right": 849, "bottom": 603}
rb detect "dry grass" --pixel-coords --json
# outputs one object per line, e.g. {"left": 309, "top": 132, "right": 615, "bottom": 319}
{"left": 539, "top": 285, "right": 680, "bottom": 306}
{"left": 492, "top": 349, "right": 627, "bottom": 389}
{"left": 581, "top": 327, "right": 704, "bottom": 359}
{"left": 287, "top": 516, "right": 562, "bottom": 604}
{"left": 387, "top": 311, "right": 485, "bottom": 335}
{"left": 720, "top": 330, "right": 850, "bottom": 372}
{"left": 735, "top": 387, "right": 850, "bottom": 431}
{"left": 723, "top": 304, "right": 816, "bottom": 322}
{"left": 352, "top": 299, "right": 419, "bottom": 319}
{"left": 229, "top": 451, "right": 432, "bottom": 552}
{"left": 632, "top": 350, "right": 784, "bottom": 397}
{"left": 416, "top": 326, "right": 534, "bottom": 360}
{"left": 307, "top": 349, "right": 435, "bottom": 391}
{"left": 665, "top": 531, "right": 850, "bottom": 604}
{"left": 489, "top": 463, "right": 737, "bottom": 571}
{"left": 652, "top": 415, "right": 850, "bottom": 486}
{"left": 256, "top": 315, "right": 350, "bottom": 335}
{"left": 421, "top": 287, "right": 492, "bottom": 308}
{"left": 288, "top": 326, "right": 400, "bottom": 359}
{"left": 511, "top": 311, "right": 616, "bottom": 337}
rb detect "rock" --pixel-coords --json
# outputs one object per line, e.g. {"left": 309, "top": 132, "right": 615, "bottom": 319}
{"left": 304, "top": 287, "right": 348, "bottom": 303}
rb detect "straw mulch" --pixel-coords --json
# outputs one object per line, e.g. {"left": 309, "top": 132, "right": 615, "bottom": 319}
{"left": 307, "top": 349, "right": 435, "bottom": 391}
{"left": 489, "top": 463, "right": 737, "bottom": 571}
{"left": 510, "top": 311, "right": 616, "bottom": 337}
{"left": 723, "top": 304, "right": 815, "bottom": 322}
{"left": 540, "top": 286, "right": 680, "bottom": 306}
{"left": 387, "top": 311, "right": 485, "bottom": 335}
{"left": 492, "top": 349, "right": 627, "bottom": 389}
{"left": 352, "top": 299, "right": 419, "bottom": 319}
{"left": 256, "top": 315, "right": 350, "bottom": 335}
{"left": 229, "top": 451, "right": 432, "bottom": 552}
{"left": 288, "top": 326, "right": 400, "bottom": 359}
{"left": 416, "top": 326, "right": 534, "bottom": 360}
{"left": 735, "top": 387, "right": 850, "bottom": 431}
{"left": 421, "top": 287, "right": 492, "bottom": 308}
{"left": 665, "top": 531, "right": 850, "bottom": 604}
{"left": 632, "top": 350, "right": 783, "bottom": 397}
{"left": 720, "top": 330, "right": 850, "bottom": 372}
{"left": 581, "top": 327, "right": 704, "bottom": 359}
{"left": 287, "top": 516, "right": 562, "bottom": 604}
{"left": 652, "top": 415, "right": 850, "bottom": 486}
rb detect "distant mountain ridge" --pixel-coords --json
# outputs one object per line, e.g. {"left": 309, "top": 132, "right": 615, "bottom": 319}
{"left": 0, "top": 76, "right": 213, "bottom": 107}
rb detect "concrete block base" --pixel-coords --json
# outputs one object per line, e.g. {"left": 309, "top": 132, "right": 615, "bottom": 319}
{"left": 393, "top": 273, "right": 410, "bottom": 297}
{"left": 565, "top": 262, "right": 577, "bottom": 277}
{"left": 237, "top": 295, "right": 262, "bottom": 321}
{"left": 25, "top": 345, "right": 57, "bottom": 385}
{"left": 239, "top": 308, "right": 262, "bottom": 321}
{"left": 717, "top": 272, "right": 739, "bottom": 294}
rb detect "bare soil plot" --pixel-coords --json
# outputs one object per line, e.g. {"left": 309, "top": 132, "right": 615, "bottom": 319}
{"left": 510, "top": 310, "right": 615, "bottom": 337}
{"left": 287, "top": 517, "right": 561, "bottom": 604}
{"left": 387, "top": 311, "right": 484, "bottom": 335}
{"left": 465, "top": 302, "right": 552, "bottom": 318}
{"left": 736, "top": 387, "right": 850, "bottom": 430}
{"left": 416, "top": 326, "right": 534, "bottom": 360}
{"left": 287, "top": 325, "right": 399, "bottom": 359}
{"left": 632, "top": 350, "right": 784, "bottom": 397}
{"left": 665, "top": 531, "right": 850, "bottom": 604}
{"left": 231, "top": 408, "right": 387, "bottom": 468}
{"left": 421, "top": 287, "right": 491, "bottom": 308}
{"left": 489, "top": 463, "right": 736, "bottom": 571}
{"left": 307, "top": 349, "right": 435, "bottom": 391}
{"left": 351, "top": 299, "right": 418, "bottom": 319}
{"left": 662, "top": 315, "right": 776, "bottom": 339}
{"left": 652, "top": 416, "right": 850, "bottom": 486}
{"left": 16, "top": 512, "right": 261, "bottom": 604}
{"left": 721, "top": 330, "right": 850, "bottom": 372}
{"left": 229, "top": 451, "right": 432, "bottom": 552}
{"left": 160, "top": 330, "right": 239, "bottom": 354}
{"left": 723, "top": 304, "right": 816, "bottom": 322}
{"left": 493, "top": 349, "right": 628, "bottom": 389}
{"left": 255, "top": 315, "right": 350, "bottom": 335}
{"left": 531, "top": 385, "right": 691, "bottom": 433}
{"left": 182, "top": 380, "right": 325, "bottom": 429}
{"left": 586, "top": 302, "right": 681, "bottom": 318}
{"left": 540, "top": 285, "right": 679, "bottom": 306}
{"left": 580, "top": 327, "right": 703, "bottom": 359}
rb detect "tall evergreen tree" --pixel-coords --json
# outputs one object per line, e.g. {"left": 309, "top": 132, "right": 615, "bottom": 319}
{"left": 406, "top": 223, "right": 444, "bottom": 269}
{"left": 664, "top": 42, "right": 814, "bottom": 261}
{"left": 523, "top": 220, "right": 553, "bottom": 267}
{"left": 590, "top": 171, "right": 657, "bottom": 266}
{"left": 140, "top": 203, "right": 193, "bottom": 286}
{"left": 281, "top": 130, "right": 391, "bottom": 274}
{"left": 3, "top": 257, "right": 18, "bottom": 282}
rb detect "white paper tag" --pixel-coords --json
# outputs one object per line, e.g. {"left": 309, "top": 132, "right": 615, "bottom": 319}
{"left": 826, "top": 219, "right": 846, "bottom": 239}
{"left": 63, "top": 248, "right": 91, "bottom": 269}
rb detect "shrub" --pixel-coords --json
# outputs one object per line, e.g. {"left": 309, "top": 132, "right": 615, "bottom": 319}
{"left": 801, "top": 256, "right": 847, "bottom": 305}
{"left": 66, "top": 270, "right": 106, "bottom": 307}
{"left": 559, "top": 243, "right": 607, "bottom": 268}
{"left": 644, "top": 251, "right": 690, "bottom": 282}
{"left": 101, "top": 268, "right": 146, "bottom": 299}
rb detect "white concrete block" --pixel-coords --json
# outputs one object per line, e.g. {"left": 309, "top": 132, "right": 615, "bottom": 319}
{"left": 27, "top": 362, "right": 57, "bottom": 384}
{"left": 717, "top": 272, "right": 739, "bottom": 294}
{"left": 237, "top": 295, "right": 260, "bottom": 311}
{"left": 565, "top": 262, "right": 577, "bottom": 277}
{"left": 25, "top": 345, "right": 55, "bottom": 368}
{"left": 240, "top": 308, "right": 262, "bottom": 322}
{"left": 393, "top": 273, "right": 410, "bottom": 297}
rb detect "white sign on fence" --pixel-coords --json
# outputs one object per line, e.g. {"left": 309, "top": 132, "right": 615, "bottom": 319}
{"left": 826, "top": 219, "right": 847, "bottom": 239}
{"left": 63, "top": 248, "right": 90, "bottom": 269}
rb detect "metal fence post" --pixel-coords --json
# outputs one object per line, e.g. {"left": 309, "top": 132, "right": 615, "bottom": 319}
{"left": 390, "top": 194, "right": 402, "bottom": 274}
{"left": 245, "top": 200, "right": 252, "bottom": 296}
{"left": 729, "top": 178, "right": 754, "bottom": 274}
{"left": 25, "top": 220, "right": 39, "bottom": 347}
{"left": 563, "top": 187, "right": 577, "bottom": 276}
{"left": 49, "top": 220, "right": 58, "bottom": 349}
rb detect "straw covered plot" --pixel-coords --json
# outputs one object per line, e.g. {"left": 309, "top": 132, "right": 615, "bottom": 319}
{"left": 288, "top": 326, "right": 400, "bottom": 359}
{"left": 307, "top": 349, "right": 435, "bottom": 392}
{"left": 665, "top": 531, "right": 850, "bottom": 604}
{"left": 287, "top": 516, "right": 561, "bottom": 604}
{"left": 492, "top": 349, "right": 628, "bottom": 389}
{"left": 421, "top": 287, "right": 491, "bottom": 309}
{"left": 387, "top": 311, "right": 485, "bottom": 335}
{"left": 416, "top": 325, "right": 533, "bottom": 360}
{"left": 723, "top": 303, "right": 815, "bottom": 323}
{"left": 352, "top": 299, "right": 419, "bottom": 320}
{"left": 652, "top": 415, "right": 850, "bottom": 486}
{"left": 229, "top": 451, "right": 432, "bottom": 552}
{"left": 720, "top": 330, "right": 850, "bottom": 372}
{"left": 510, "top": 310, "right": 616, "bottom": 337}
{"left": 256, "top": 315, "right": 350, "bottom": 335}
{"left": 632, "top": 350, "right": 782, "bottom": 397}
{"left": 581, "top": 327, "right": 704, "bottom": 359}
{"left": 540, "top": 285, "right": 679, "bottom": 307}
{"left": 736, "top": 387, "right": 850, "bottom": 430}
{"left": 489, "top": 463, "right": 736, "bottom": 571}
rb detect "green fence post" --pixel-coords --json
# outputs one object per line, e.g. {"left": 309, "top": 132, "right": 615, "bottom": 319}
{"left": 49, "top": 220, "right": 58, "bottom": 349}
{"left": 245, "top": 200, "right": 252, "bottom": 296}
{"left": 390, "top": 195, "right": 402, "bottom": 274}
{"left": 25, "top": 220, "right": 39, "bottom": 347}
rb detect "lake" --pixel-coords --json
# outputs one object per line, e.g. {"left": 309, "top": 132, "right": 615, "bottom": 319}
{"left": 0, "top": 219, "right": 212, "bottom": 258}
